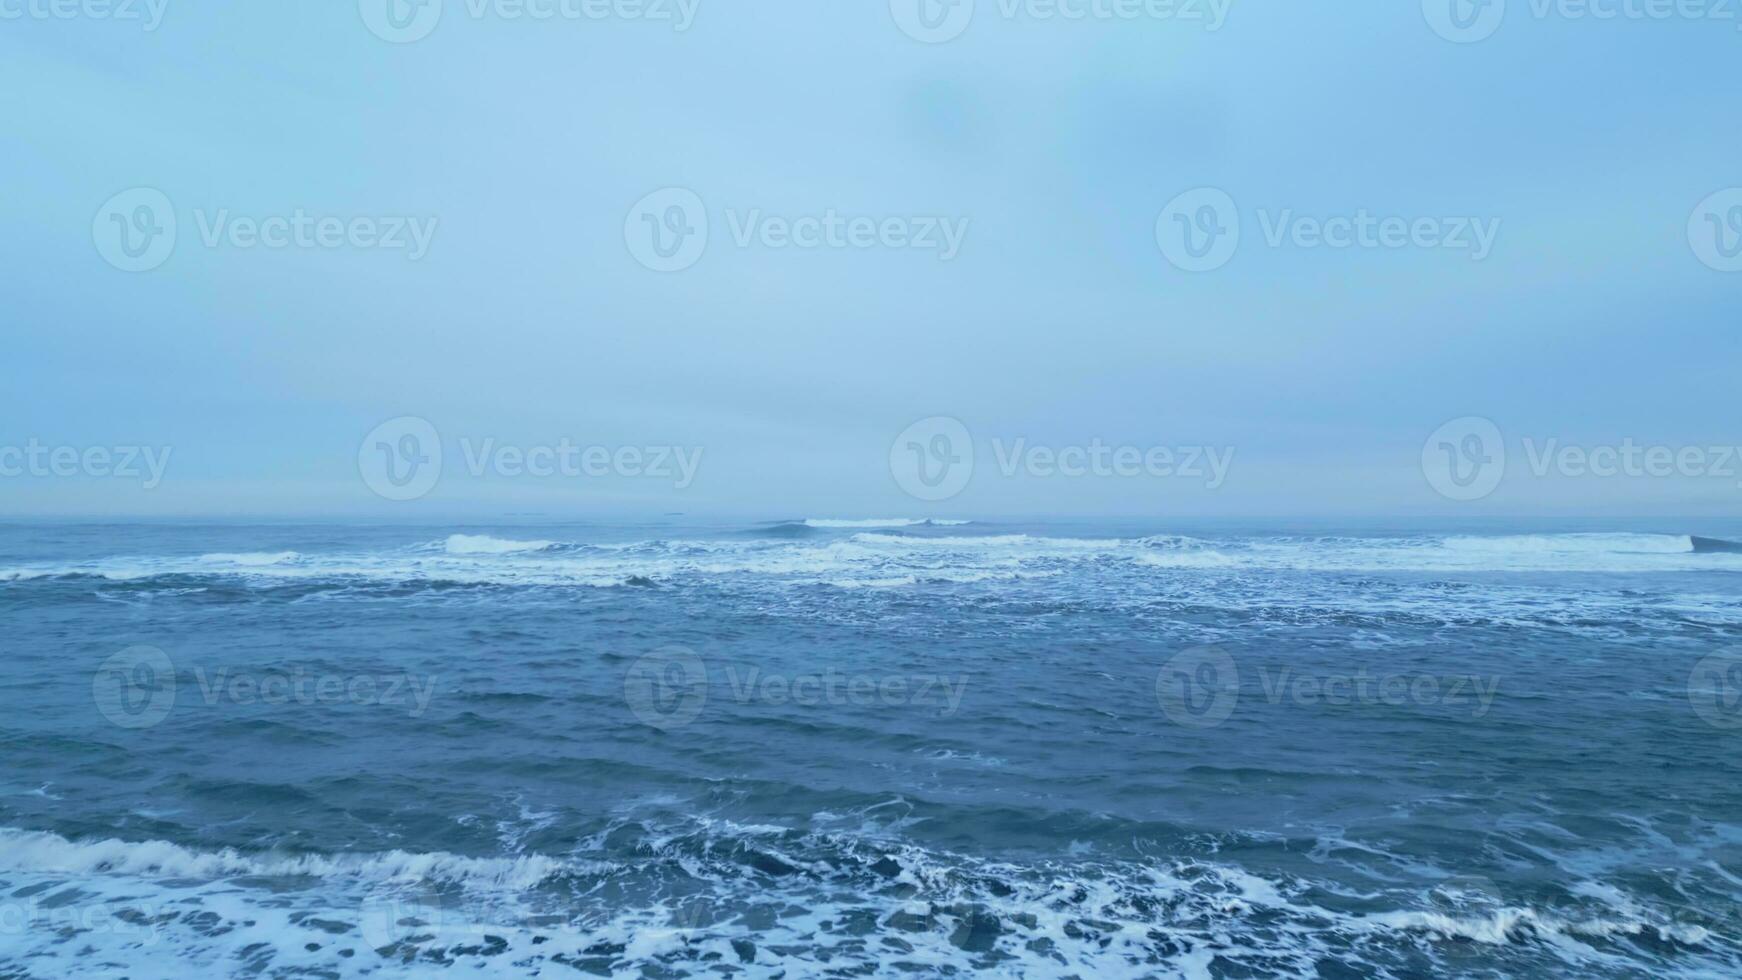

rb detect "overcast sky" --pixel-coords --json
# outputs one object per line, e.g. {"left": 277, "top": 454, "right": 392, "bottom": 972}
{"left": 3, "top": 3, "right": 1738, "bottom": 519}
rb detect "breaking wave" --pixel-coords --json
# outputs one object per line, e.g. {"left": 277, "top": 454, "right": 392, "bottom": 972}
{"left": 4, "top": 531, "right": 1740, "bottom": 592}
{"left": 802, "top": 518, "right": 973, "bottom": 528}
{"left": 441, "top": 534, "right": 558, "bottom": 555}
{"left": 1, "top": 821, "right": 1731, "bottom": 978}
{"left": 198, "top": 551, "right": 302, "bottom": 566}
{"left": 0, "top": 827, "right": 584, "bottom": 891}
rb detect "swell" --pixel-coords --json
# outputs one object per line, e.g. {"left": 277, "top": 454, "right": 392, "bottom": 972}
{"left": 5, "top": 531, "right": 1739, "bottom": 595}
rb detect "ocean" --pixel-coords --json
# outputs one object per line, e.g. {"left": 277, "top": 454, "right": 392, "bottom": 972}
{"left": 2, "top": 518, "right": 1740, "bottom": 977}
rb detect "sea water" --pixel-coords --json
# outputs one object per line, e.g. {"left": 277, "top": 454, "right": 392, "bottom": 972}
{"left": 2, "top": 518, "right": 1740, "bottom": 977}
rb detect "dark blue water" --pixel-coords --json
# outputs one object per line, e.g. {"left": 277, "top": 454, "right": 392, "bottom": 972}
{"left": 3, "top": 519, "right": 1741, "bottom": 977}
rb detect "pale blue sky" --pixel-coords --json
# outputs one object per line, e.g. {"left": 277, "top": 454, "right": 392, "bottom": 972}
{"left": 2, "top": 3, "right": 1738, "bottom": 518}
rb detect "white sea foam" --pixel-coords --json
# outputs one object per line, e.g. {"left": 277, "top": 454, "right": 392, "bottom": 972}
{"left": 4, "top": 531, "right": 1738, "bottom": 595}
{"left": 1441, "top": 533, "right": 1695, "bottom": 555}
{"left": 803, "top": 518, "right": 972, "bottom": 528}
{"left": 1131, "top": 532, "right": 1738, "bottom": 573}
{"left": 0, "top": 824, "right": 1731, "bottom": 979}
{"left": 852, "top": 532, "right": 1124, "bottom": 549}
{"left": 442, "top": 534, "right": 557, "bottom": 555}
{"left": 198, "top": 551, "right": 301, "bottom": 566}
{"left": 0, "top": 827, "right": 586, "bottom": 890}
{"left": 1365, "top": 907, "right": 1712, "bottom": 948}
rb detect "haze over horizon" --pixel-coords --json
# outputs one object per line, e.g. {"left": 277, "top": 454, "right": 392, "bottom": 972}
{"left": 4, "top": 3, "right": 1738, "bottom": 519}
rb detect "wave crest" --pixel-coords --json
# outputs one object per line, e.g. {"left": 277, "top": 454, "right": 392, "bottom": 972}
{"left": 198, "top": 551, "right": 301, "bottom": 566}
{"left": 0, "top": 827, "right": 584, "bottom": 892}
{"left": 443, "top": 535, "right": 558, "bottom": 556}
{"left": 803, "top": 518, "right": 972, "bottom": 528}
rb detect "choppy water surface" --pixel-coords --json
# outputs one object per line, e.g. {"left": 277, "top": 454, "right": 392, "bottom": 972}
{"left": 3, "top": 519, "right": 1741, "bottom": 978}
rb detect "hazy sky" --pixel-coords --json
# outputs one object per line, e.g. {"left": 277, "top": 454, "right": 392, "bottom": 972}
{"left": 3, "top": 2, "right": 1738, "bottom": 519}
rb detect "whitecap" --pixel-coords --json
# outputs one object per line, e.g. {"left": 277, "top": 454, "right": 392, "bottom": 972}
{"left": 199, "top": 551, "right": 301, "bottom": 566}
{"left": 803, "top": 518, "right": 971, "bottom": 528}
{"left": 443, "top": 534, "right": 558, "bottom": 555}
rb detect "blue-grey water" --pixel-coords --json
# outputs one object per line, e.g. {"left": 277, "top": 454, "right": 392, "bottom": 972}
{"left": 3, "top": 518, "right": 1741, "bottom": 978}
